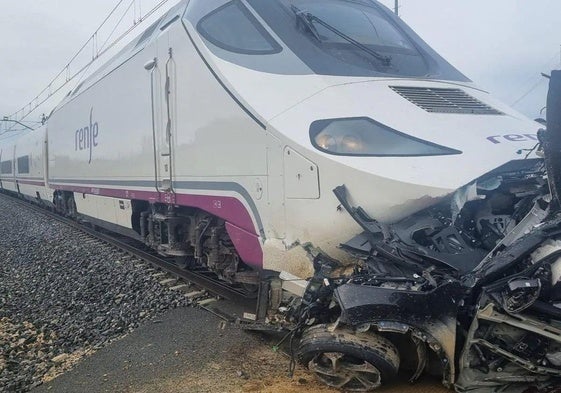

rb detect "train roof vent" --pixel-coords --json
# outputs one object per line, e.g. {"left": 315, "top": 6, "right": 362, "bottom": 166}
{"left": 389, "top": 86, "right": 504, "bottom": 115}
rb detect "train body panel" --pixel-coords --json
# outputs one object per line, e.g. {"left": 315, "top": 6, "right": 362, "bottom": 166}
{"left": 74, "top": 193, "right": 134, "bottom": 230}
{"left": 204, "top": 42, "right": 541, "bottom": 195}
{"left": 47, "top": 50, "right": 155, "bottom": 185}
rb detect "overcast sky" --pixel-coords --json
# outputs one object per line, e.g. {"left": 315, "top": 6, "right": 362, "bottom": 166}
{"left": 1, "top": 0, "right": 560, "bottom": 129}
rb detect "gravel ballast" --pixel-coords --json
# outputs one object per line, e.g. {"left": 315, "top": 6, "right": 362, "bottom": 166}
{"left": 0, "top": 194, "right": 189, "bottom": 392}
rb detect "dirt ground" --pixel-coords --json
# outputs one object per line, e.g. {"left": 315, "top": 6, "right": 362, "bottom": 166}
{"left": 141, "top": 343, "right": 449, "bottom": 393}
{"left": 34, "top": 308, "right": 448, "bottom": 393}
{"left": 127, "top": 342, "right": 449, "bottom": 393}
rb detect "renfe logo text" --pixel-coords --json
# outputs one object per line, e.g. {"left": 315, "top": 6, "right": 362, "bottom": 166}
{"left": 486, "top": 134, "right": 538, "bottom": 144}
{"left": 75, "top": 108, "right": 99, "bottom": 164}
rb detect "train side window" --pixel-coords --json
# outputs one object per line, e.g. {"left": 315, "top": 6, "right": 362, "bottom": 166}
{"left": 1, "top": 160, "right": 12, "bottom": 174}
{"left": 197, "top": 1, "right": 281, "bottom": 55}
{"left": 17, "top": 156, "right": 30, "bottom": 174}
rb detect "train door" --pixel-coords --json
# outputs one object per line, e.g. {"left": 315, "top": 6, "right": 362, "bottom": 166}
{"left": 146, "top": 47, "right": 175, "bottom": 197}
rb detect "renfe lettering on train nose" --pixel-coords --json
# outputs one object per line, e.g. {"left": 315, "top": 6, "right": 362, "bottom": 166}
{"left": 486, "top": 133, "right": 538, "bottom": 144}
{"left": 74, "top": 108, "right": 99, "bottom": 164}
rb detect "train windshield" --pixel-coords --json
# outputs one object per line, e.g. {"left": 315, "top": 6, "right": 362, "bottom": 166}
{"left": 185, "top": 0, "right": 469, "bottom": 81}
{"left": 250, "top": 0, "right": 427, "bottom": 77}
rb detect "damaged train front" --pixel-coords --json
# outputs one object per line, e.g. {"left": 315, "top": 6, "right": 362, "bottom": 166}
{"left": 286, "top": 73, "right": 561, "bottom": 392}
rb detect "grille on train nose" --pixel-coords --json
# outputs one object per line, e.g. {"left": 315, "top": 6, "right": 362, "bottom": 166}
{"left": 389, "top": 86, "right": 504, "bottom": 115}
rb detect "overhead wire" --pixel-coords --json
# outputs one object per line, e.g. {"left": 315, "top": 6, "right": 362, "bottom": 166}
{"left": 69, "top": 0, "right": 138, "bottom": 95}
{"left": 100, "top": 0, "right": 137, "bottom": 55}
{"left": 7, "top": 0, "right": 126, "bottom": 122}
{"left": 511, "top": 50, "right": 561, "bottom": 107}
{"left": 5, "top": 0, "right": 170, "bottom": 126}
{"left": 69, "top": 0, "right": 170, "bottom": 93}
{"left": 511, "top": 78, "right": 548, "bottom": 107}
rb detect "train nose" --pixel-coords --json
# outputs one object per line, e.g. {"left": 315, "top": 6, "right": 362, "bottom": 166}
{"left": 270, "top": 79, "right": 542, "bottom": 191}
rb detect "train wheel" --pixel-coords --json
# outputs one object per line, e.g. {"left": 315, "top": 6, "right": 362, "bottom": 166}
{"left": 297, "top": 325, "right": 399, "bottom": 392}
{"left": 175, "top": 256, "right": 196, "bottom": 269}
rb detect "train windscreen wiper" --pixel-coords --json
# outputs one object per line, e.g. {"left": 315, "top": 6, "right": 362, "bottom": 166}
{"left": 291, "top": 5, "right": 321, "bottom": 41}
{"left": 290, "top": 5, "right": 392, "bottom": 67}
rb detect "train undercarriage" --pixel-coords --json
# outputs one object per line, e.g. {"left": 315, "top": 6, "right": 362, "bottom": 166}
{"left": 137, "top": 204, "right": 260, "bottom": 287}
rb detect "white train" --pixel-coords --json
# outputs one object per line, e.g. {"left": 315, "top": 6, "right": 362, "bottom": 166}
{"left": 3, "top": 1, "right": 557, "bottom": 391}
{"left": 0, "top": 0, "right": 541, "bottom": 279}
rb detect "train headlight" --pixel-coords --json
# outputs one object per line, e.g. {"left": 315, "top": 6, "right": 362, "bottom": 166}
{"left": 310, "top": 117, "right": 461, "bottom": 156}
{"left": 341, "top": 134, "right": 363, "bottom": 152}
{"left": 315, "top": 133, "right": 337, "bottom": 151}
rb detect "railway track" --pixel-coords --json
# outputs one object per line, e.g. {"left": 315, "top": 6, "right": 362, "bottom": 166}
{"left": 1, "top": 192, "right": 261, "bottom": 325}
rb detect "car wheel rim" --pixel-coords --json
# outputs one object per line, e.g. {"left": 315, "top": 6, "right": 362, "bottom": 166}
{"left": 308, "top": 351, "right": 382, "bottom": 391}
